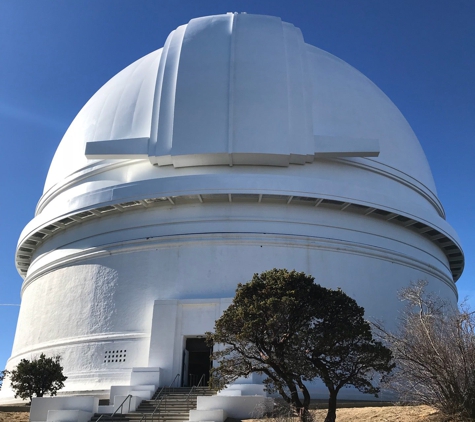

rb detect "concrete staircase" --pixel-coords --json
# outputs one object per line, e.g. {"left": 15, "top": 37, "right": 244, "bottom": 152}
{"left": 89, "top": 386, "right": 216, "bottom": 422}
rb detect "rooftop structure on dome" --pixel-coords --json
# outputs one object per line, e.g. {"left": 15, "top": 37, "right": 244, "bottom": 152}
{"left": 2, "top": 13, "right": 463, "bottom": 401}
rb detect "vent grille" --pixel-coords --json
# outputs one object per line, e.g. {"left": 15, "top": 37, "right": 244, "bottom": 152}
{"left": 119, "top": 201, "right": 141, "bottom": 208}
{"left": 104, "top": 349, "right": 127, "bottom": 364}
{"left": 76, "top": 211, "right": 94, "bottom": 219}
{"left": 96, "top": 205, "right": 116, "bottom": 213}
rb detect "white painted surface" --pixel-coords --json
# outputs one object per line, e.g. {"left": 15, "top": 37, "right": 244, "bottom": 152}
{"left": 131, "top": 390, "right": 152, "bottom": 400}
{"left": 109, "top": 383, "right": 155, "bottom": 402}
{"left": 3, "top": 13, "right": 464, "bottom": 401}
{"left": 217, "top": 390, "right": 242, "bottom": 396}
{"left": 130, "top": 367, "right": 160, "bottom": 386}
{"left": 46, "top": 409, "right": 92, "bottom": 422}
{"left": 189, "top": 409, "right": 227, "bottom": 422}
{"left": 109, "top": 386, "right": 131, "bottom": 400}
{"left": 97, "top": 405, "right": 114, "bottom": 414}
{"left": 29, "top": 396, "right": 98, "bottom": 422}
{"left": 220, "top": 384, "right": 266, "bottom": 396}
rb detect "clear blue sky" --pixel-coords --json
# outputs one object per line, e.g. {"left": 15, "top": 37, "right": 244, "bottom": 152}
{"left": 0, "top": 0, "right": 473, "bottom": 370}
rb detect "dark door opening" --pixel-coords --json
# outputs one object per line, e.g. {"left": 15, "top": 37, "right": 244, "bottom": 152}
{"left": 183, "top": 337, "right": 211, "bottom": 387}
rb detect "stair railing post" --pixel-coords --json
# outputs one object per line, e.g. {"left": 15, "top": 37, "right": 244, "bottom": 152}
{"left": 95, "top": 394, "right": 133, "bottom": 421}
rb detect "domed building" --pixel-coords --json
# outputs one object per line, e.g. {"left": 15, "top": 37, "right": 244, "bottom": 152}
{"left": 2, "top": 13, "right": 463, "bottom": 398}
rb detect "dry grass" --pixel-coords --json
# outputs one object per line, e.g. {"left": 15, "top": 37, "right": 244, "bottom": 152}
{"left": 0, "top": 405, "right": 448, "bottom": 422}
{"left": 312, "top": 405, "right": 442, "bottom": 421}
{"left": 0, "top": 412, "right": 29, "bottom": 422}
{"left": 243, "top": 405, "right": 447, "bottom": 422}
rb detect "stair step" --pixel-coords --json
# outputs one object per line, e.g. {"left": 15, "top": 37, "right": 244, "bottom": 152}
{"left": 90, "top": 386, "right": 218, "bottom": 422}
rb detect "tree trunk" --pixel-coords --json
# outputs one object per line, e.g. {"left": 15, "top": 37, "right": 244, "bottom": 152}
{"left": 298, "top": 406, "right": 312, "bottom": 422}
{"left": 296, "top": 379, "right": 311, "bottom": 421}
{"left": 300, "top": 381, "right": 311, "bottom": 411}
{"left": 289, "top": 383, "right": 304, "bottom": 411}
{"left": 324, "top": 389, "right": 338, "bottom": 422}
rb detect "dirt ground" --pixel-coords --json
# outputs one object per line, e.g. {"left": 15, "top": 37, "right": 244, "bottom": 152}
{"left": 0, "top": 412, "right": 29, "bottom": 422}
{"left": 245, "top": 405, "right": 443, "bottom": 422}
{"left": 0, "top": 406, "right": 444, "bottom": 422}
{"left": 311, "top": 405, "right": 441, "bottom": 421}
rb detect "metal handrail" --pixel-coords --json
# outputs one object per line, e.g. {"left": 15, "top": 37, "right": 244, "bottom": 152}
{"left": 186, "top": 373, "right": 206, "bottom": 410}
{"left": 149, "top": 393, "right": 169, "bottom": 422}
{"left": 112, "top": 394, "right": 134, "bottom": 416}
{"left": 149, "top": 373, "right": 180, "bottom": 422}
{"left": 153, "top": 372, "right": 180, "bottom": 402}
{"left": 152, "top": 385, "right": 166, "bottom": 404}
{"left": 169, "top": 372, "right": 181, "bottom": 392}
{"left": 197, "top": 373, "right": 206, "bottom": 387}
{"left": 95, "top": 394, "right": 133, "bottom": 421}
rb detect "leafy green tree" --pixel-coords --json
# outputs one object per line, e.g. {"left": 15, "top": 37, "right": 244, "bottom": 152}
{"left": 4, "top": 353, "right": 67, "bottom": 403}
{"left": 207, "top": 269, "right": 393, "bottom": 422}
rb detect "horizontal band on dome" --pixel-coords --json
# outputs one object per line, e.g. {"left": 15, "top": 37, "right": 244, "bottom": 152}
{"left": 20, "top": 231, "right": 456, "bottom": 299}
{"left": 16, "top": 192, "right": 463, "bottom": 282}
{"left": 9, "top": 331, "right": 149, "bottom": 363}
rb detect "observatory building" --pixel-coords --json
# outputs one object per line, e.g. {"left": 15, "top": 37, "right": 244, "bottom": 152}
{"left": 3, "top": 13, "right": 463, "bottom": 398}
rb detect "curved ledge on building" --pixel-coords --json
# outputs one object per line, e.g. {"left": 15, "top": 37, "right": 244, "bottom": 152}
{"left": 16, "top": 191, "right": 464, "bottom": 282}
{"left": 8, "top": 331, "right": 149, "bottom": 363}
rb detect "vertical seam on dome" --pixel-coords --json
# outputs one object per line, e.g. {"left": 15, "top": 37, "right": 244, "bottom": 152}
{"left": 227, "top": 13, "right": 237, "bottom": 167}
{"left": 129, "top": 52, "right": 161, "bottom": 139}
{"left": 282, "top": 22, "right": 292, "bottom": 159}
{"left": 149, "top": 30, "right": 174, "bottom": 164}
{"left": 109, "top": 57, "right": 144, "bottom": 140}
{"left": 89, "top": 81, "right": 112, "bottom": 144}
{"left": 165, "top": 25, "right": 186, "bottom": 162}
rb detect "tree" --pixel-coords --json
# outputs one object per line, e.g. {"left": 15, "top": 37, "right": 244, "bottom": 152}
{"left": 302, "top": 288, "right": 394, "bottom": 422}
{"left": 374, "top": 280, "right": 475, "bottom": 420}
{"left": 4, "top": 353, "right": 67, "bottom": 403}
{"left": 207, "top": 269, "right": 393, "bottom": 422}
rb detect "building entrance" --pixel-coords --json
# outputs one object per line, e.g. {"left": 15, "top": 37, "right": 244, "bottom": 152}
{"left": 183, "top": 337, "right": 212, "bottom": 387}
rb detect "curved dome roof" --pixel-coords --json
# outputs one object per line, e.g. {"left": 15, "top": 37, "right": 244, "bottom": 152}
{"left": 16, "top": 13, "right": 463, "bottom": 282}
{"left": 45, "top": 13, "right": 436, "bottom": 196}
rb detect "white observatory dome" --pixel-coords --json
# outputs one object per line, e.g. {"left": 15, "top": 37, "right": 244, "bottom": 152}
{"left": 5, "top": 13, "right": 463, "bottom": 399}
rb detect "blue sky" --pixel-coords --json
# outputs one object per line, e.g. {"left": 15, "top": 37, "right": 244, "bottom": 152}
{"left": 0, "top": 0, "right": 473, "bottom": 370}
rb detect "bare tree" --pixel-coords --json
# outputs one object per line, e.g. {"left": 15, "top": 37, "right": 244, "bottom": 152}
{"left": 374, "top": 280, "right": 475, "bottom": 420}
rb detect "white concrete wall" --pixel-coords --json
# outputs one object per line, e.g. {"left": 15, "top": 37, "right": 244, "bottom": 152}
{"left": 130, "top": 367, "right": 160, "bottom": 386}
{"left": 219, "top": 384, "right": 266, "bottom": 396}
{"left": 46, "top": 409, "right": 92, "bottom": 422}
{"left": 189, "top": 408, "right": 227, "bottom": 422}
{"left": 30, "top": 396, "right": 98, "bottom": 422}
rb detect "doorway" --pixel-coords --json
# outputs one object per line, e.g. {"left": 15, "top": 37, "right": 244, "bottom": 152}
{"left": 183, "top": 337, "right": 212, "bottom": 387}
